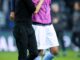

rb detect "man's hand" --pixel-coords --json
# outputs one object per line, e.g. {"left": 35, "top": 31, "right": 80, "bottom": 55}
{"left": 10, "top": 11, "right": 15, "bottom": 21}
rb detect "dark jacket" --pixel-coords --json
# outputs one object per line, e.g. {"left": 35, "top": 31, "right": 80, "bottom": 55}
{"left": 72, "top": 11, "right": 80, "bottom": 32}
{"left": 0, "top": 0, "right": 3, "bottom": 11}
{"left": 10, "top": 0, "right": 36, "bottom": 25}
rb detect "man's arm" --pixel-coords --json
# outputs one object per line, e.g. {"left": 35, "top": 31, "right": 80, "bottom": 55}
{"left": 34, "top": 0, "right": 44, "bottom": 14}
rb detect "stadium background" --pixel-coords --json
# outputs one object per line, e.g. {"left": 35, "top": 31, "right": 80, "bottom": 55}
{"left": 0, "top": 0, "right": 80, "bottom": 60}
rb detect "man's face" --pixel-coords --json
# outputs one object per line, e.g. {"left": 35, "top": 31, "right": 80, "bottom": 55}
{"left": 51, "top": 3, "right": 59, "bottom": 13}
{"left": 74, "top": 2, "right": 80, "bottom": 10}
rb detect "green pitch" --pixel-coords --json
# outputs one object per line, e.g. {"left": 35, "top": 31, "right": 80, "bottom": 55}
{"left": 0, "top": 50, "right": 80, "bottom": 60}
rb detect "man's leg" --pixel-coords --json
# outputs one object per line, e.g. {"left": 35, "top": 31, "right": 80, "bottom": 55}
{"left": 77, "top": 33, "right": 80, "bottom": 57}
{"left": 59, "top": 32, "right": 67, "bottom": 56}
{"left": 43, "top": 47, "right": 59, "bottom": 60}
{"left": 43, "top": 50, "right": 54, "bottom": 60}
{"left": 28, "top": 27, "right": 38, "bottom": 60}
{"left": 43, "top": 25, "right": 59, "bottom": 60}
{"left": 13, "top": 25, "right": 28, "bottom": 60}
{"left": 34, "top": 50, "right": 44, "bottom": 60}
{"left": 16, "top": 40, "right": 27, "bottom": 60}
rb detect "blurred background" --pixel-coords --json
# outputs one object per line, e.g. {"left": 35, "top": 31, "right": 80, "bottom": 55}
{"left": 0, "top": 0, "right": 80, "bottom": 60}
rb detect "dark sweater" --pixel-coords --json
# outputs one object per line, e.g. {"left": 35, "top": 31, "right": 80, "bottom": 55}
{"left": 10, "top": 0, "right": 36, "bottom": 26}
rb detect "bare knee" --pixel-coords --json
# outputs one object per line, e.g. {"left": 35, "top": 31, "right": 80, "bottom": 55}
{"left": 50, "top": 47, "right": 59, "bottom": 56}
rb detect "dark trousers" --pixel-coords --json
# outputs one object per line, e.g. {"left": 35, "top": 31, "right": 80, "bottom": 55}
{"left": 56, "top": 30, "right": 66, "bottom": 51}
{"left": 72, "top": 32, "right": 80, "bottom": 48}
{"left": 13, "top": 23, "right": 38, "bottom": 60}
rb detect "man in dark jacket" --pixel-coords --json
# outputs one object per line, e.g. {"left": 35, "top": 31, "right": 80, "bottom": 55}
{"left": 64, "top": 0, "right": 80, "bottom": 56}
{"left": 10, "top": 0, "right": 38, "bottom": 60}
{"left": 71, "top": 2, "right": 80, "bottom": 56}
{"left": 64, "top": 0, "right": 80, "bottom": 30}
